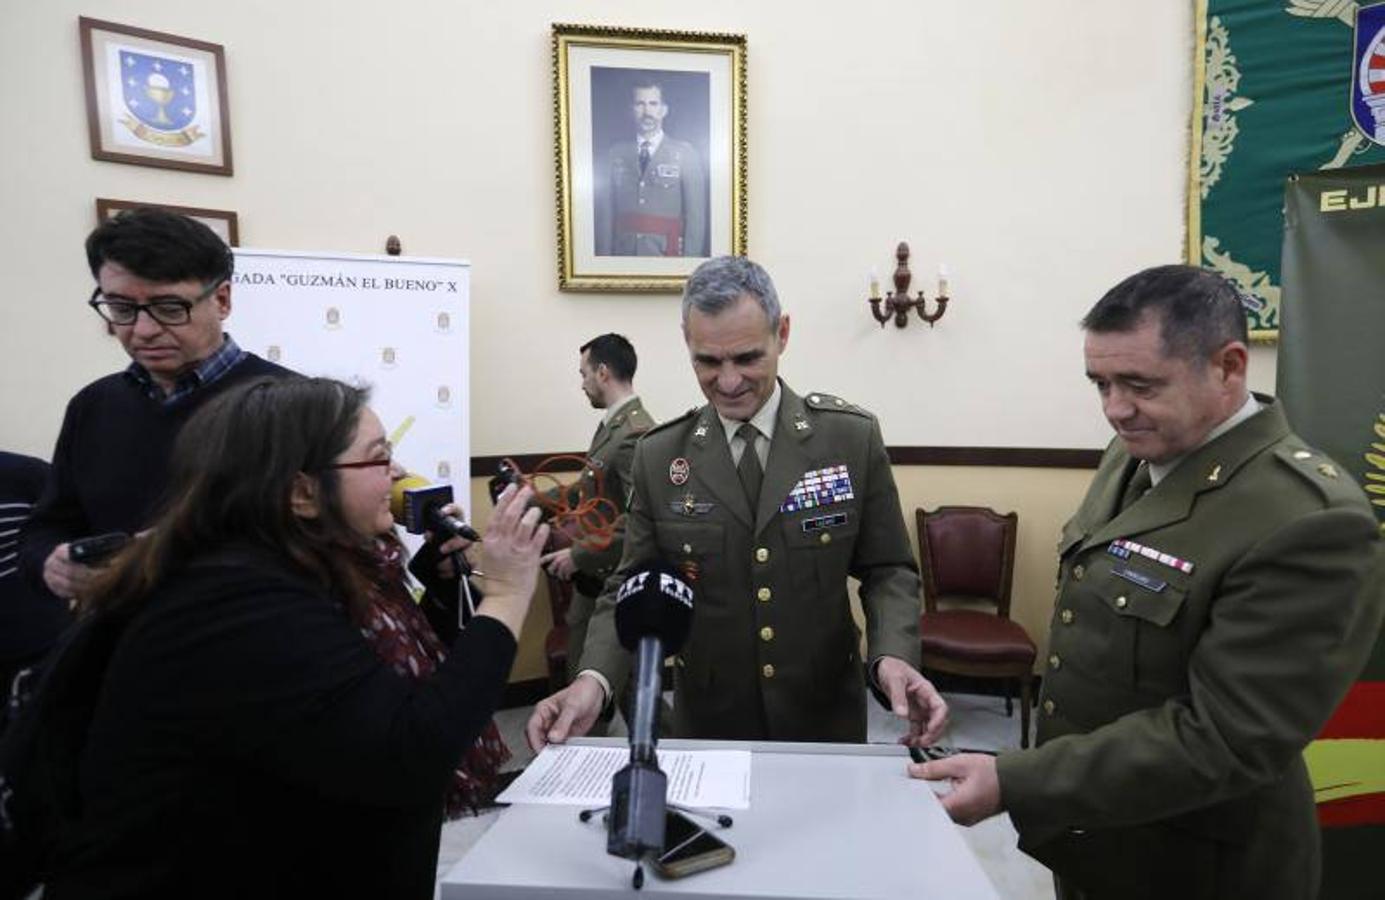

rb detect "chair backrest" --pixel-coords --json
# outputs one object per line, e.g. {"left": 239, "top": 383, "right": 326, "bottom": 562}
{"left": 915, "top": 506, "right": 1018, "bottom": 617}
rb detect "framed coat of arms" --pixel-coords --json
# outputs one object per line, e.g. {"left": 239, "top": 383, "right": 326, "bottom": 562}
{"left": 79, "top": 17, "right": 233, "bottom": 176}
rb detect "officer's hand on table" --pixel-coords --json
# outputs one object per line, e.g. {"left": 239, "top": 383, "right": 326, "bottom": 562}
{"left": 909, "top": 753, "right": 1002, "bottom": 826}
{"left": 525, "top": 674, "right": 604, "bottom": 751}
{"left": 876, "top": 656, "right": 949, "bottom": 746}
{"left": 43, "top": 543, "right": 101, "bottom": 601}
{"left": 539, "top": 547, "right": 577, "bottom": 581}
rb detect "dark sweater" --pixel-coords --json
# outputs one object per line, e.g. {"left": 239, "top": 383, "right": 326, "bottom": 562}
{"left": 19, "top": 355, "right": 287, "bottom": 599}
{"left": 0, "top": 452, "right": 67, "bottom": 661}
{"left": 46, "top": 546, "right": 518, "bottom": 900}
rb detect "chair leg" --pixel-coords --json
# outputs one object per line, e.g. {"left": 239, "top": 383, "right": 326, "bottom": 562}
{"left": 1018, "top": 673, "right": 1033, "bottom": 749}
{"left": 1004, "top": 679, "right": 1014, "bottom": 718}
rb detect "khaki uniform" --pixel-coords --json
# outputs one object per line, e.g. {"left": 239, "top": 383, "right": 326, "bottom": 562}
{"left": 562, "top": 398, "right": 655, "bottom": 677}
{"left": 579, "top": 381, "right": 921, "bottom": 742}
{"left": 996, "top": 397, "right": 1385, "bottom": 900}
{"left": 596, "top": 136, "right": 707, "bottom": 257}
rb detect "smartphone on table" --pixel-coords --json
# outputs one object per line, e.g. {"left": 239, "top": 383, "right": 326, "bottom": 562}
{"left": 651, "top": 810, "right": 734, "bottom": 879}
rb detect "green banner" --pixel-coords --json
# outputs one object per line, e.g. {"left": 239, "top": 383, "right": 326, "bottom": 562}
{"left": 1279, "top": 162, "right": 1385, "bottom": 900}
{"left": 1191, "top": 0, "right": 1385, "bottom": 340}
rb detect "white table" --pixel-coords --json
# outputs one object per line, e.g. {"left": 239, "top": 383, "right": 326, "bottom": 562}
{"left": 441, "top": 738, "right": 1000, "bottom": 899}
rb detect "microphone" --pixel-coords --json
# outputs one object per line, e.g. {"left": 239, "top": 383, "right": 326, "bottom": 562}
{"left": 606, "top": 560, "right": 694, "bottom": 862}
{"left": 389, "top": 474, "right": 482, "bottom": 543}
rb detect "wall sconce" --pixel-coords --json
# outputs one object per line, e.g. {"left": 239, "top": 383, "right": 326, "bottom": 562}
{"left": 867, "top": 242, "right": 949, "bottom": 329}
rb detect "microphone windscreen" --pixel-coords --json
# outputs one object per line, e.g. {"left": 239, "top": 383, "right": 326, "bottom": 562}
{"left": 614, "top": 560, "right": 694, "bottom": 654}
{"left": 389, "top": 473, "right": 431, "bottom": 524}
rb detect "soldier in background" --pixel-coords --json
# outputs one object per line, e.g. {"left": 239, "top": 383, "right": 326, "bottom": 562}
{"left": 540, "top": 334, "right": 655, "bottom": 709}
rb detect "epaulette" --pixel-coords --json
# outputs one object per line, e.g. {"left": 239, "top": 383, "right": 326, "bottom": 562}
{"left": 1273, "top": 445, "right": 1364, "bottom": 506}
{"left": 804, "top": 391, "right": 872, "bottom": 418}
{"left": 642, "top": 407, "right": 700, "bottom": 438}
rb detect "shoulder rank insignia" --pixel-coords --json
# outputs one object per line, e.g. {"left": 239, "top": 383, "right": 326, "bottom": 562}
{"left": 1318, "top": 463, "right": 1340, "bottom": 479}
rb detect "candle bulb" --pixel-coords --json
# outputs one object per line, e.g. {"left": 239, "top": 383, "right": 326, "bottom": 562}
{"left": 938, "top": 263, "right": 950, "bottom": 298}
{"left": 869, "top": 270, "right": 880, "bottom": 300}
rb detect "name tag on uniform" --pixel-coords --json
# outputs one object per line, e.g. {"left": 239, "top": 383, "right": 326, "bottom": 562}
{"left": 1111, "top": 565, "right": 1167, "bottom": 593}
{"left": 656, "top": 164, "right": 681, "bottom": 178}
{"left": 802, "top": 512, "right": 848, "bottom": 533}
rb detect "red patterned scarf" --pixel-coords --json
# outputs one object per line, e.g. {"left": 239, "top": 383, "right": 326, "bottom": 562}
{"left": 361, "top": 538, "right": 510, "bottom": 818}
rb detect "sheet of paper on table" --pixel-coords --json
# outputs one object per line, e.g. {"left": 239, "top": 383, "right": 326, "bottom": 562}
{"left": 496, "top": 745, "right": 752, "bottom": 809}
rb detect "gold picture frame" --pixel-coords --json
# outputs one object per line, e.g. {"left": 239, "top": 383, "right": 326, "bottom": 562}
{"left": 96, "top": 198, "right": 239, "bottom": 246}
{"left": 80, "top": 17, "right": 233, "bottom": 176}
{"left": 552, "top": 23, "right": 747, "bottom": 293}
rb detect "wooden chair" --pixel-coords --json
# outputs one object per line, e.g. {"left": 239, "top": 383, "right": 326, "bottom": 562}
{"left": 915, "top": 506, "right": 1037, "bottom": 748}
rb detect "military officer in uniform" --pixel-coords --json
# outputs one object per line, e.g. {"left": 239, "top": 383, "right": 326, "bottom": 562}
{"left": 913, "top": 266, "right": 1385, "bottom": 900}
{"left": 527, "top": 256, "right": 948, "bottom": 747}
{"left": 594, "top": 80, "right": 707, "bottom": 258}
{"left": 540, "top": 333, "right": 655, "bottom": 688}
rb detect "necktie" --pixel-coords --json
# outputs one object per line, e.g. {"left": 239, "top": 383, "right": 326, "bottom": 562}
{"left": 1118, "top": 462, "right": 1152, "bottom": 512}
{"left": 736, "top": 423, "right": 763, "bottom": 505}
{"left": 638, "top": 141, "right": 651, "bottom": 174}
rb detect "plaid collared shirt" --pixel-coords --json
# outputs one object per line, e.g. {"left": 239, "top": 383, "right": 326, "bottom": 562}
{"left": 124, "top": 334, "right": 248, "bottom": 405}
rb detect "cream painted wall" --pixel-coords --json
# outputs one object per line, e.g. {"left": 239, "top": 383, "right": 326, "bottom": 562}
{"left": 1, "top": 0, "right": 1275, "bottom": 460}
{"left": 2, "top": 1, "right": 1282, "bottom": 685}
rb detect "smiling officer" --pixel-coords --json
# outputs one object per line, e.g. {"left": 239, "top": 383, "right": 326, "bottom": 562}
{"left": 527, "top": 256, "right": 948, "bottom": 747}
{"left": 913, "top": 265, "right": 1385, "bottom": 900}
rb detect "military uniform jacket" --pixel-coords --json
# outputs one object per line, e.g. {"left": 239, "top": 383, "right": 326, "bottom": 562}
{"left": 567, "top": 397, "right": 656, "bottom": 586}
{"left": 579, "top": 381, "right": 921, "bottom": 742}
{"left": 596, "top": 136, "right": 707, "bottom": 258}
{"left": 996, "top": 397, "right": 1385, "bottom": 900}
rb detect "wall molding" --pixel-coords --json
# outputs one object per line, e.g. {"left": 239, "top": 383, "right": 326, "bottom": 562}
{"left": 473, "top": 446, "right": 1102, "bottom": 475}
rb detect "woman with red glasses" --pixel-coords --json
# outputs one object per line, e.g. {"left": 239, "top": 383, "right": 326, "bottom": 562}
{"left": 16, "top": 376, "right": 546, "bottom": 899}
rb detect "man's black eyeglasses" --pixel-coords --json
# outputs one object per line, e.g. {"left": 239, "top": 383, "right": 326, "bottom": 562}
{"left": 88, "top": 280, "right": 224, "bottom": 326}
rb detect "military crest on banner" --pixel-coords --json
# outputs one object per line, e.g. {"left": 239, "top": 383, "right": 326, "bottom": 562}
{"left": 1352, "top": 2, "right": 1385, "bottom": 147}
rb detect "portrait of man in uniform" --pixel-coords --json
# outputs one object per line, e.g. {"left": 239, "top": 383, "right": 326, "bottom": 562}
{"left": 591, "top": 69, "right": 710, "bottom": 258}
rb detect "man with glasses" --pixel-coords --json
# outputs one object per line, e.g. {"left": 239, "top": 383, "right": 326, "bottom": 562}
{"left": 20, "top": 208, "right": 289, "bottom": 603}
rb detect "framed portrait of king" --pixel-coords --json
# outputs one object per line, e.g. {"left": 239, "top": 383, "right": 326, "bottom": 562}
{"left": 552, "top": 23, "right": 746, "bottom": 292}
{"left": 80, "top": 17, "right": 233, "bottom": 176}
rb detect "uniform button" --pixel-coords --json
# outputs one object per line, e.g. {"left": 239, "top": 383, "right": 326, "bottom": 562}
{"left": 819, "top": 532, "right": 832, "bottom": 545}
{"left": 1048, "top": 654, "right": 1061, "bottom": 670}
{"left": 762, "top": 664, "right": 776, "bottom": 678}
{"left": 757, "top": 587, "right": 772, "bottom": 602}
{"left": 682, "top": 543, "right": 692, "bottom": 554}
{"left": 1060, "top": 609, "right": 1074, "bottom": 625}
{"left": 809, "top": 395, "right": 821, "bottom": 403}
{"left": 755, "top": 547, "right": 770, "bottom": 563}
{"left": 759, "top": 626, "right": 774, "bottom": 642}
{"left": 1115, "top": 595, "right": 1128, "bottom": 609}
{"left": 1043, "top": 699, "right": 1055, "bottom": 715}
{"left": 1072, "top": 564, "right": 1085, "bottom": 581}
